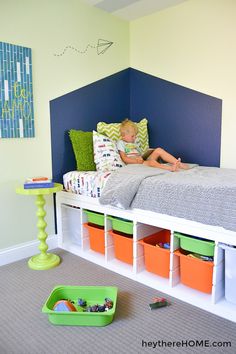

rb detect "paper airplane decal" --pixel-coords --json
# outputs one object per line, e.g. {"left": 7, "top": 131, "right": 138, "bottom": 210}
{"left": 54, "top": 39, "right": 113, "bottom": 57}
{"left": 97, "top": 39, "right": 113, "bottom": 54}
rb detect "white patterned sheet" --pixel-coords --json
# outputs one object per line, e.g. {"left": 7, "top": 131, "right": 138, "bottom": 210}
{"left": 63, "top": 170, "right": 112, "bottom": 198}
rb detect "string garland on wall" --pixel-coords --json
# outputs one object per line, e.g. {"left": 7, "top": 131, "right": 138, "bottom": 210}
{"left": 54, "top": 39, "right": 113, "bottom": 57}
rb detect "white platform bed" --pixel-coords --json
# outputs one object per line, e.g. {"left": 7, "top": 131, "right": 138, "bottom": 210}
{"left": 56, "top": 188, "right": 236, "bottom": 323}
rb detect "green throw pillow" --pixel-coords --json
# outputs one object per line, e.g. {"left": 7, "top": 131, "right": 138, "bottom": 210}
{"left": 97, "top": 118, "right": 149, "bottom": 152}
{"left": 69, "top": 130, "right": 96, "bottom": 171}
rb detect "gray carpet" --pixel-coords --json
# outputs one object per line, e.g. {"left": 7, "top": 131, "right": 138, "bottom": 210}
{"left": 0, "top": 249, "right": 235, "bottom": 354}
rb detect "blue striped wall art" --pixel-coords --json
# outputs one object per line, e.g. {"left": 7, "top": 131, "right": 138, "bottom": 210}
{"left": 0, "top": 41, "right": 35, "bottom": 138}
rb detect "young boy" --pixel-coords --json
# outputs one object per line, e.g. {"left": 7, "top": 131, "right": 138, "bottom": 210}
{"left": 116, "top": 119, "right": 188, "bottom": 172}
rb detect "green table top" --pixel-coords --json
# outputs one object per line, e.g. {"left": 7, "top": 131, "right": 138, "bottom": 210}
{"left": 16, "top": 182, "right": 63, "bottom": 195}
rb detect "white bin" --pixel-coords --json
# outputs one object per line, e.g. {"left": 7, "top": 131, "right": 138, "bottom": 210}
{"left": 220, "top": 243, "right": 236, "bottom": 304}
{"left": 61, "top": 204, "right": 81, "bottom": 246}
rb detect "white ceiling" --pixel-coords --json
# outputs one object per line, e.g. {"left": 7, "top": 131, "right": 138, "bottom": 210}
{"left": 82, "top": 0, "right": 188, "bottom": 21}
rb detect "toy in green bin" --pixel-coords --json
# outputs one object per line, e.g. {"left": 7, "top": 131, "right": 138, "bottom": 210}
{"left": 53, "top": 297, "right": 113, "bottom": 313}
{"left": 53, "top": 300, "right": 77, "bottom": 312}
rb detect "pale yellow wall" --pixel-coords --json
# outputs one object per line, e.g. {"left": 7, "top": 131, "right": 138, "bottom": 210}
{"left": 130, "top": 0, "right": 236, "bottom": 169}
{"left": 0, "top": 0, "right": 129, "bottom": 248}
{"left": 1, "top": 0, "right": 235, "bottom": 251}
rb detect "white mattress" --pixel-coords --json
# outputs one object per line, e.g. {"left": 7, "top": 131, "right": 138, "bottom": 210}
{"left": 63, "top": 170, "right": 111, "bottom": 198}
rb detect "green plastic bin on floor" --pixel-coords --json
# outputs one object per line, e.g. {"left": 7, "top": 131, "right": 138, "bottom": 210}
{"left": 84, "top": 210, "right": 105, "bottom": 227}
{"left": 42, "top": 285, "right": 118, "bottom": 326}
{"left": 108, "top": 216, "right": 133, "bottom": 235}
{"left": 174, "top": 232, "right": 215, "bottom": 256}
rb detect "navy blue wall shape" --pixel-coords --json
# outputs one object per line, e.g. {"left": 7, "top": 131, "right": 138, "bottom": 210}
{"left": 130, "top": 69, "right": 222, "bottom": 167}
{"left": 50, "top": 69, "right": 130, "bottom": 183}
{"left": 50, "top": 68, "right": 222, "bottom": 183}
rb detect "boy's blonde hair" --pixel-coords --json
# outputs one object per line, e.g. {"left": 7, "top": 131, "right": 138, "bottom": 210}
{"left": 120, "top": 119, "right": 138, "bottom": 136}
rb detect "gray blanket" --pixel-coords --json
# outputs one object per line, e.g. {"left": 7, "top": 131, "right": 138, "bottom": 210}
{"left": 99, "top": 164, "right": 170, "bottom": 209}
{"left": 99, "top": 164, "right": 236, "bottom": 232}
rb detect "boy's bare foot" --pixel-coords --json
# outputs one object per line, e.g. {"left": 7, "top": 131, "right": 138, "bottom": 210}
{"left": 178, "top": 158, "right": 189, "bottom": 170}
{"left": 170, "top": 160, "right": 180, "bottom": 172}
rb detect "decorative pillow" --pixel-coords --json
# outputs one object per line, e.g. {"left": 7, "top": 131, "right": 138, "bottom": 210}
{"left": 97, "top": 118, "right": 149, "bottom": 152}
{"left": 93, "top": 131, "right": 124, "bottom": 172}
{"left": 69, "top": 130, "right": 96, "bottom": 171}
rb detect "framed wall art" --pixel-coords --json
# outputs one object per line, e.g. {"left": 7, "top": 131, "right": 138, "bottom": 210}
{"left": 0, "top": 41, "right": 35, "bottom": 138}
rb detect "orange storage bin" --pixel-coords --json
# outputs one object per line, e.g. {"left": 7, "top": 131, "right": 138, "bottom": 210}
{"left": 175, "top": 249, "right": 214, "bottom": 294}
{"left": 109, "top": 230, "right": 133, "bottom": 264}
{"left": 139, "top": 230, "right": 170, "bottom": 278}
{"left": 84, "top": 223, "right": 105, "bottom": 254}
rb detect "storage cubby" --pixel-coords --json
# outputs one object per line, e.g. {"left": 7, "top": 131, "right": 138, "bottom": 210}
{"left": 56, "top": 191, "right": 236, "bottom": 323}
{"left": 109, "top": 230, "right": 133, "bottom": 264}
{"left": 174, "top": 249, "right": 214, "bottom": 294}
{"left": 60, "top": 204, "right": 82, "bottom": 247}
{"left": 174, "top": 232, "right": 215, "bottom": 256}
{"left": 84, "top": 209, "right": 105, "bottom": 227}
{"left": 218, "top": 243, "right": 236, "bottom": 305}
{"left": 139, "top": 230, "right": 171, "bottom": 278}
{"left": 84, "top": 223, "right": 105, "bottom": 255}
{"left": 171, "top": 231, "right": 216, "bottom": 295}
{"left": 107, "top": 216, "right": 133, "bottom": 235}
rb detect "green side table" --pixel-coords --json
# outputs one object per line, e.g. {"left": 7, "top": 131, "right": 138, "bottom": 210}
{"left": 16, "top": 183, "right": 63, "bottom": 270}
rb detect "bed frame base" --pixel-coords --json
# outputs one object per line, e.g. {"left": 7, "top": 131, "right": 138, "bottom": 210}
{"left": 56, "top": 190, "right": 236, "bottom": 323}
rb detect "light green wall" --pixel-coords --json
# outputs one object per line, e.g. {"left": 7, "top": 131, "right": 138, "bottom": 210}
{"left": 1, "top": 0, "right": 235, "bottom": 250}
{"left": 130, "top": 0, "right": 236, "bottom": 169}
{"left": 0, "top": 0, "right": 129, "bottom": 248}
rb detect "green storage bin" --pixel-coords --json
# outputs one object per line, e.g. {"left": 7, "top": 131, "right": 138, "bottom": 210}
{"left": 84, "top": 210, "right": 104, "bottom": 227}
{"left": 42, "top": 285, "right": 118, "bottom": 326}
{"left": 108, "top": 216, "right": 133, "bottom": 235}
{"left": 174, "top": 232, "right": 215, "bottom": 257}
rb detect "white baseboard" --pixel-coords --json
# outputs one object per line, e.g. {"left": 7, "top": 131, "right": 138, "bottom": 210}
{"left": 0, "top": 234, "right": 58, "bottom": 266}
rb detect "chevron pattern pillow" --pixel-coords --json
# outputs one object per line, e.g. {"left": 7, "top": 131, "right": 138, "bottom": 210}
{"left": 97, "top": 118, "right": 149, "bottom": 152}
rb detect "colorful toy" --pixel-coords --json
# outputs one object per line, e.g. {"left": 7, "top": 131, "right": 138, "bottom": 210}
{"left": 156, "top": 242, "right": 170, "bottom": 249}
{"left": 53, "top": 296, "right": 114, "bottom": 313}
{"left": 85, "top": 305, "right": 98, "bottom": 312}
{"left": 104, "top": 297, "right": 113, "bottom": 310}
{"left": 85, "top": 303, "right": 108, "bottom": 312}
{"left": 78, "top": 298, "right": 87, "bottom": 307}
{"left": 53, "top": 300, "right": 77, "bottom": 312}
{"left": 83, "top": 298, "right": 113, "bottom": 312}
{"left": 97, "top": 304, "right": 106, "bottom": 312}
{"left": 149, "top": 296, "right": 169, "bottom": 310}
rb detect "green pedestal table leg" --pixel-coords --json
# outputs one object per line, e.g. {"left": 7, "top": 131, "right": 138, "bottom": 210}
{"left": 28, "top": 194, "right": 60, "bottom": 270}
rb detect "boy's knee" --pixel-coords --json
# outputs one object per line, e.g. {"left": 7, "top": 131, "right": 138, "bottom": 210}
{"left": 155, "top": 147, "right": 164, "bottom": 154}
